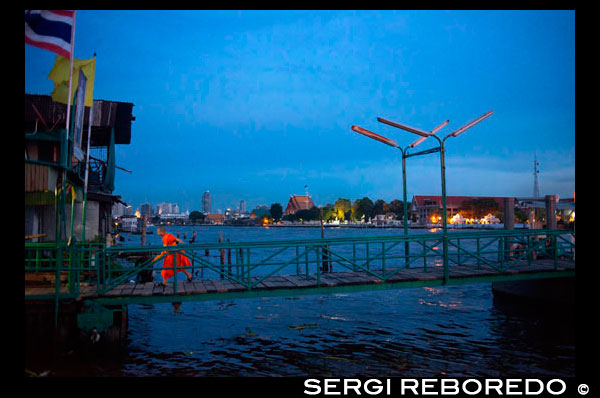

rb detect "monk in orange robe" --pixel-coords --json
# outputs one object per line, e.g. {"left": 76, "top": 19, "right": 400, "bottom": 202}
{"left": 155, "top": 226, "right": 193, "bottom": 287}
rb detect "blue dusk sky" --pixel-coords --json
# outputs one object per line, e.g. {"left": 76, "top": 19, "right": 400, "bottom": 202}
{"left": 25, "top": 10, "right": 575, "bottom": 213}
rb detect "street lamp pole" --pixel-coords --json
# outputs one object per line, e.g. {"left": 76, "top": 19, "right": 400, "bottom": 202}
{"left": 351, "top": 120, "right": 448, "bottom": 267}
{"left": 378, "top": 111, "right": 493, "bottom": 284}
{"left": 401, "top": 148, "right": 409, "bottom": 263}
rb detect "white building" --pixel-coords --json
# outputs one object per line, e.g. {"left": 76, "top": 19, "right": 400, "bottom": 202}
{"left": 119, "top": 215, "right": 138, "bottom": 232}
{"left": 156, "top": 202, "right": 179, "bottom": 215}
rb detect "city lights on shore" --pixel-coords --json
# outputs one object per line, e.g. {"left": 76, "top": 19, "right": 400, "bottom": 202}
{"left": 430, "top": 212, "right": 501, "bottom": 225}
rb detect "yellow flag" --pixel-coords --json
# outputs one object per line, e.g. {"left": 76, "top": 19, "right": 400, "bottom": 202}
{"left": 48, "top": 55, "right": 95, "bottom": 107}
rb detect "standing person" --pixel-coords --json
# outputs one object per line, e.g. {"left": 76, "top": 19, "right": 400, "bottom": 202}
{"left": 189, "top": 230, "right": 197, "bottom": 244}
{"left": 155, "top": 226, "right": 193, "bottom": 287}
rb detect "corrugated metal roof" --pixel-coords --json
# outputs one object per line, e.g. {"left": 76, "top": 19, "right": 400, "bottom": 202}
{"left": 25, "top": 94, "right": 135, "bottom": 145}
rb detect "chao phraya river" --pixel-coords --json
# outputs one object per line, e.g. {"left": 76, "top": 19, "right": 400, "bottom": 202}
{"left": 26, "top": 226, "right": 575, "bottom": 377}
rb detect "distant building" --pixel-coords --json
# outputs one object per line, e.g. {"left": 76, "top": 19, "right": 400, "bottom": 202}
{"left": 112, "top": 202, "right": 127, "bottom": 217}
{"left": 159, "top": 213, "right": 187, "bottom": 220}
{"left": 140, "top": 203, "right": 153, "bottom": 216}
{"left": 156, "top": 203, "right": 168, "bottom": 215}
{"left": 240, "top": 200, "right": 246, "bottom": 214}
{"left": 517, "top": 197, "right": 575, "bottom": 229}
{"left": 202, "top": 191, "right": 211, "bottom": 214}
{"left": 118, "top": 215, "right": 139, "bottom": 232}
{"left": 156, "top": 202, "right": 179, "bottom": 215}
{"left": 410, "top": 195, "right": 507, "bottom": 225}
{"left": 283, "top": 195, "right": 315, "bottom": 216}
{"left": 372, "top": 213, "right": 398, "bottom": 226}
{"left": 205, "top": 213, "right": 225, "bottom": 225}
{"left": 250, "top": 207, "right": 271, "bottom": 219}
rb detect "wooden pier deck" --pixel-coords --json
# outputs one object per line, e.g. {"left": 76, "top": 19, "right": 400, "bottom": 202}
{"left": 25, "top": 258, "right": 575, "bottom": 304}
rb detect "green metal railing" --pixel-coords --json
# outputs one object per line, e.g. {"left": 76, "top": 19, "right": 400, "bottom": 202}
{"left": 25, "top": 229, "right": 575, "bottom": 301}
{"left": 25, "top": 241, "right": 105, "bottom": 298}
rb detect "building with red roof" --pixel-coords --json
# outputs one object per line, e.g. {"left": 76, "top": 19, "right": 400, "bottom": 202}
{"left": 283, "top": 195, "right": 315, "bottom": 215}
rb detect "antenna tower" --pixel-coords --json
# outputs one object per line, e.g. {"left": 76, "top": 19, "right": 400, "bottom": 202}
{"left": 533, "top": 154, "right": 540, "bottom": 197}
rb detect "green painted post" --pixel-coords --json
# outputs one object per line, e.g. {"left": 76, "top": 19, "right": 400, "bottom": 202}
{"left": 423, "top": 241, "right": 427, "bottom": 272}
{"left": 54, "top": 187, "right": 59, "bottom": 244}
{"left": 305, "top": 246, "right": 309, "bottom": 279}
{"left": 553, "top": 233, "right": 558, "bottom": 270}
{"left": 72, "top": 246, "right": 78, "bottom": 295}
{"left": 247, "top": 248, "right": 251, "bottom": 287}
{"left": 235, "top": 248, "right": 240, "bottom": 278}
{"left": 296, "top": 246, "right": 300, "bottom": 275}
{"left": 477, "top": 236, "right": 481, "bottom": 269}
{"left": 382, "top": 242, "right": 386, "bottom": 275}
{"left": 227, "top": 239, "right": 232, "bottom": 277}
{"left": 239, "top": 248, "right": 243, "bottom": 278}
{"left": 402, "top": 150, "right": 410, "bottom": 268}
{"left": 316, "top": 247, "right": 321, "bottom": 287}
{"left": 499, "top": 237, "right": 504, "bottom": 271}
{"left": 54, "top": 244, "right": 62, "bottom": 327}
{"left": 96, "top": 248, "right": 102, "bottom": 295}
{"left": 68, "top": 187, "right": 75, "bottom": 246}
{"left": 173, "top": 248, "right": 178, "bottom": 294}
{"left": 439, "top": 139, "right": 449, "bottom": 285}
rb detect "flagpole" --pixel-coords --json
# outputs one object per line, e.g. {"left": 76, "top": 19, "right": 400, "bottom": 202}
{"left": 81, "top": 52, "right": 96, "bottom": 243}
{"left": 59, "top": 10, "right": 76, "bottom": 244}
{"left": 65, "top": 10, "right": 76, "bottom": 143}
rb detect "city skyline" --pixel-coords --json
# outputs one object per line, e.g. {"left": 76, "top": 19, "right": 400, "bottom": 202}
{"left": 25, "top": 10, "right": 575, "bottom": 212}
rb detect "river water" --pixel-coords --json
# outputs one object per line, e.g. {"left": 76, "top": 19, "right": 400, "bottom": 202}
{"left": 28, "top": 226, "right": 575, "bottom": 377}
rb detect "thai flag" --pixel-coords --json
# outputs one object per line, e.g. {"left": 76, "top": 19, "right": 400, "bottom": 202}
{"left": 25, "top": 10, "right": 74, "bottom": 59}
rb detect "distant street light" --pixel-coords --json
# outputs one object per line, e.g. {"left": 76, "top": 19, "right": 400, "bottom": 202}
{"left": 350, "top": 120, "right": 449, "bottom": 268}
{"left": 377, "top": 110, "right": 494, "bottom": 283}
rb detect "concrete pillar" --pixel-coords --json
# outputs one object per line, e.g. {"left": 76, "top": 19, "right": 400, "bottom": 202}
{"left": 503, "top": 197, "right": 515, "bottom": 230}
{"left": 545, "top": 195, "right": 557, "bottom": 229}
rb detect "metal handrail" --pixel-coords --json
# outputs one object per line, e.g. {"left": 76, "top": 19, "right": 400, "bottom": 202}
{"left": 25, "top": 229, "right": 575, "bottom": 300}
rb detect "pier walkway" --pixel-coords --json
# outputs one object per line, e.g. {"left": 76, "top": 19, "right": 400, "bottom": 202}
{"left": 76, "top": 259, "right": 573, "bottom": 305}
{"left": 25, "top": 229, "right": 575, "bottom": 306}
